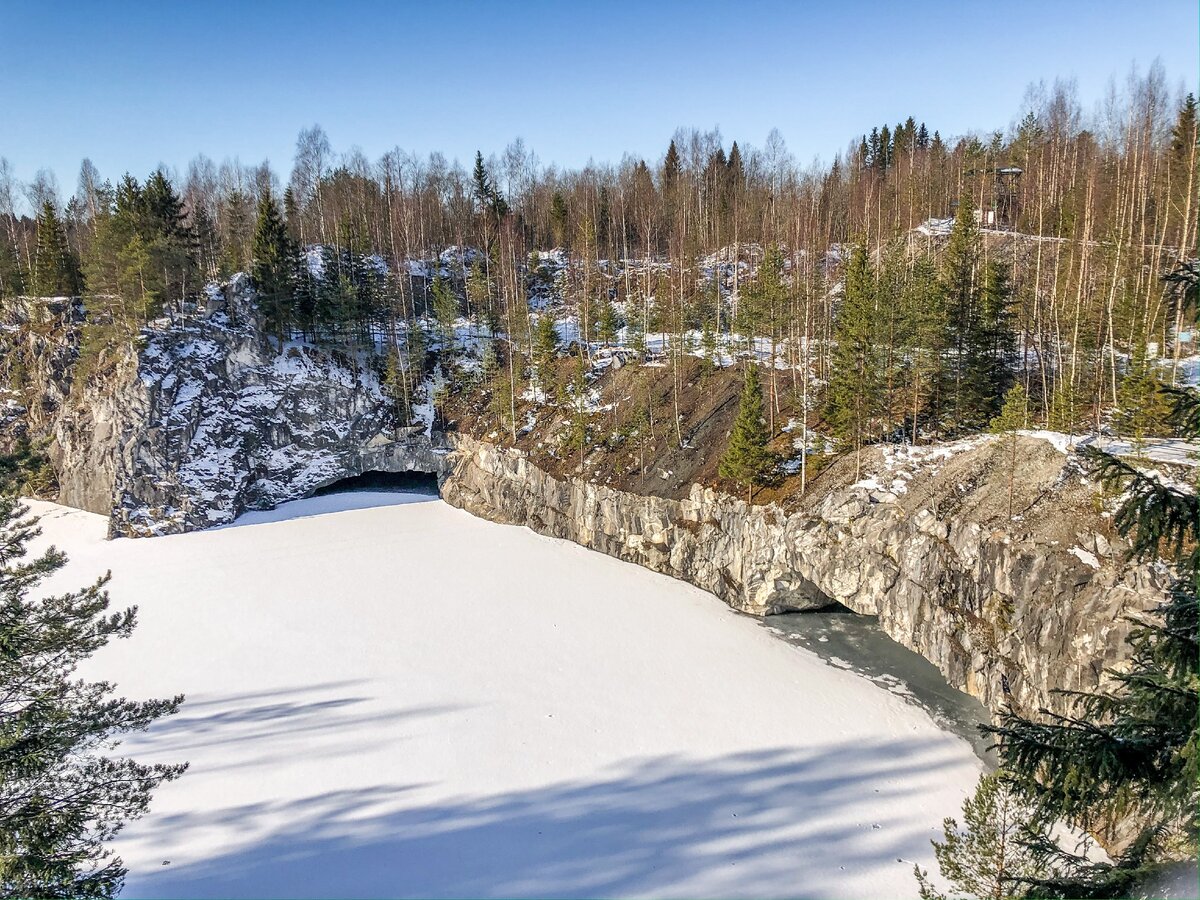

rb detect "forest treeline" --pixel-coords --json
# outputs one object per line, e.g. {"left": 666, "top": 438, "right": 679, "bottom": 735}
{"left": 1, "top": 65, "right": 1196, "bottom": 455}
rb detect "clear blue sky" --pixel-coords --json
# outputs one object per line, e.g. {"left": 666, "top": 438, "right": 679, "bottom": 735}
{"left": 2, "top": 0, "right": 1197, "bottom": 211}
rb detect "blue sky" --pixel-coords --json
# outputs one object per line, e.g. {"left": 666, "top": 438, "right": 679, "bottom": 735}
{"left": 2, "top": 0, "right": 1197, "bottom": 210}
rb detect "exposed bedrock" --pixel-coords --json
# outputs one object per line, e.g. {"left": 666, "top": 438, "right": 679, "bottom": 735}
{"left": 439, "top": 435, "right": 1163, "bottom": 719}
{"left": 2, "top": 283, "right": 1166, "bottom": 720}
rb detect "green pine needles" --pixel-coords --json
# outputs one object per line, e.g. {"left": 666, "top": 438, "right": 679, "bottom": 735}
{"left": 0, "top": 498, "right": 185, "bottom": 897}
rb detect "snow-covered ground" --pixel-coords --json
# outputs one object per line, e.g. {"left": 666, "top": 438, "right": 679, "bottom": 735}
{"left": 1019, "top": 430, "right": 1200, "bottom": 467}
{"left": 25, "top": 495, "right": 982, "bottom": 899}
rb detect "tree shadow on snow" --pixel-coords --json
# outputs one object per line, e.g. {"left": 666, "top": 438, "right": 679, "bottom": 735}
{"left": 120, "top": 681, "right": 470, "bottom": 775}
{"left": 119, "top": 737, "right": 965, "bottom": 900}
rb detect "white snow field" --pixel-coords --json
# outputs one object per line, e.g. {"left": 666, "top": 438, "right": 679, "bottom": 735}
{"left": 24, "top": 494, "right": 982, "bottom": 899}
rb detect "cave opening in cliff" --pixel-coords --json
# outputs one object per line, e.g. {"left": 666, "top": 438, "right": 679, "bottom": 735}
{"left": 311, "top": 470, "right": 440, "bottom": 498}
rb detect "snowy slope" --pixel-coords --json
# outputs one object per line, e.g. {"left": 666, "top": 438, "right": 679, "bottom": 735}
{"left": 25, "top": 496, "right": 981, "bottom": 899}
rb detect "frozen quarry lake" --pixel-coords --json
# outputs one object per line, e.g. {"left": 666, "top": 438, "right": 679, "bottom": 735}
{"left": 26, "top": 492, "right": 983, "bottom": 899}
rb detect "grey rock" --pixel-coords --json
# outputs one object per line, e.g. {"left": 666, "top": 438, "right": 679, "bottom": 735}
{"left": 3, "top": 283, "right": 1167, "bottom": 723}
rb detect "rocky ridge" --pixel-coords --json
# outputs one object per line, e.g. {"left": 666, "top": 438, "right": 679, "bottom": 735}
{"left": 0, "top": 281, "right": 1167, "bottom": 719}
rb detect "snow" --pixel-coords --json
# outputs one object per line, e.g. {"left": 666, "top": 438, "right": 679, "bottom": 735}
{"left": 915, "top": 217, "right": 954, "bottom": 237}
{"left": 1019, "top": 430, "right": 1200, "bottom": 467}
{"left": 1069, "top": 547, "right": 1102, "bottom": 570}
{"left": 24, "top": 496, "right": 983, "bottom": 899}
{"left": 850, "top": 436, "right": 992, "bottom": 496}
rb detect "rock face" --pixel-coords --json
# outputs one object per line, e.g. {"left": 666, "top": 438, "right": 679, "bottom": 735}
{"left": 2, "top": 284, "right": 1166, "bottom": 719}
{"left": 6, "top": 279, "right": 450, "bottom": 536}
{"left": 441, "top": 435, "right": 1163, "bottom": 719}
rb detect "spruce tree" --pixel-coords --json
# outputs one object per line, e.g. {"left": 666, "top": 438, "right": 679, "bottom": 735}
{"left": 0, "top": 498, "right": 185, "bottom": 896}
{"left": 382, "top": 347, "right": 410, "bottom": 424}
{"left": 471, "top": 151, "right": 508, "bottom": 223}
{"left": 1169, "top": 93, "right": 1197, "bottom": 161}
{"left": 980, "top": 383, "right": 1199, "bottom": 896}
{"left": 700, "top": 318, "right": 718, "bottom": 373}
{"left": 719, "top": 364, "right": 775, "bottom": 503}
{"left": 727, "top": 141, "right": 745, "bottom": 187}
{"left": 532, "top": 312, "right": 559, "bottom": 397}
{"left": 736, "top": 244, "right": 785, "bottom": 354}
{"left": 430, "top": 275, "right": 460, "bottom": 350}
{"left": 901, "top": 256, "right": 947, "bottom": 441}
{"left": 479, "top": 338, "right": 499, "bottom": 385}
{"left": 471, "top": 151, "right": 492, "bottom": 212}
{"left": 32, "top": 201, "right": 82, "bottom": 297}
{"left": 662, "top": 140, "right": 681, "bottom": 191}
{"left": 963, "top": 260, "right": 1016, "bottom": 426}
{"left": 251, "top": 188, "right": 296, "bottom": 348}
{"left": 941, "top": 197, "right": 981, "bottom": 428}
{"left": 1114, "top": 342, "right": 1173, "bottom": 451}
{"left": 597, "top": 299, "right": 619, "bottom": 347}
{"left": 282, "top": 186, "right": 301, "bottom": 241}
{"left": 549, "top": 193, "right": 569, "bottom": 248}
{"left": 465, "top": 260, "right": 494, "bottom": 333}
{"left": 563, "top": 356, "right": 590, "bottom": 470}
{"left": 0, "top": 235, "right": 23, "bottom": 300}
{"left": 826, "top": 242, "right": 882, "bottom": 476}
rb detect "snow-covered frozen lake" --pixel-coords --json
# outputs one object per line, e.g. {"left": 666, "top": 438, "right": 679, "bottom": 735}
{"left": 25, "top": 493, "right": 983, "bottom": 899}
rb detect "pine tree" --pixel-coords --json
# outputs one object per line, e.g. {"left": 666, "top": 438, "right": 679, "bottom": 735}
{"left": 84, "top": 171, "right": 195, "bottom": 327}
{"left": 0, "top": 498, "right": 185, "bottom": 896}
{"left": 826, "top": 242, "right": 882, "bottom": 476}
{"left": 914, "top": 772, "right": 1042, "bottom": 900}
{"left": 251, "top": 188, "right": 296, "bottom": 348}
{"left": 32, "top": 201, "right": 82, "bottom": 297}
{"left": 404, "top": 319, "right": 428, "bottom": 397}
{"left": 719, "top": 364, "right": 775, "bottom": 503}
{"left": 116, "top": 233, "right": 157, "bottom": 322}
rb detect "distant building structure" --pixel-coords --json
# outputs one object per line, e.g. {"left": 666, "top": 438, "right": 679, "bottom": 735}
{"left": 950, "top": 166, "right": 1023, "bottom": 230}
{"left": 995, "top": 167, "right": 1023, "bottom": 229}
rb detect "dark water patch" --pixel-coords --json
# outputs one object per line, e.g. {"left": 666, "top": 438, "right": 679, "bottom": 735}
{"left": 763, "top": 609, "right": 996, "bottom": 765}
{"left": 312, "top": 470, "right": 439, "bottom": 497}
